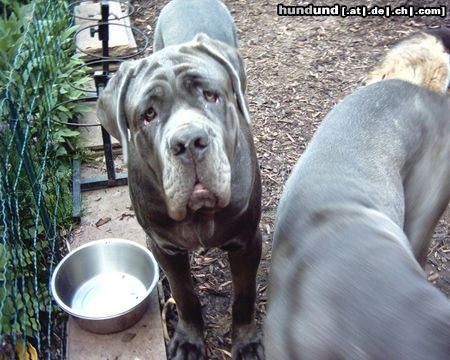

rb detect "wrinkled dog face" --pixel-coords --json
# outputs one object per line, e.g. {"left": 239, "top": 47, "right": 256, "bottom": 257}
{"left": 97, "top": 35, "right": 248, "bottom": 221}
{"left": 133, "top": 53, "right": 238, "bottom": 221}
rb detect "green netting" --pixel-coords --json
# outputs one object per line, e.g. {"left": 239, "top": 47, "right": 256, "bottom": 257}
{"left": 0, "top": 1, "right": 89, "bottom": 358}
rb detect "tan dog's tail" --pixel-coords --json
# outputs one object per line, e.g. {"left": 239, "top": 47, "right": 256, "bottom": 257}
{"left": 364, "top": 30, "right": 450, "bottom": 94}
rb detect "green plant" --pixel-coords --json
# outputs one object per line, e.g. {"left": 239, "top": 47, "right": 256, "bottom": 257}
{"left": 0, "top": 2, "right": 29, "bottom": 89}
{"left": 0, "top": 0, "right": 91, "bottom": 356}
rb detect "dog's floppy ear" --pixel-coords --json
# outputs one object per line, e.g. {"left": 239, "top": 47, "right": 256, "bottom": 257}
{"left": 191, "top": 33, "right": 250, "bottom": 123}
{"left": 96, "top": 61, "right": 136, "bottom": 163}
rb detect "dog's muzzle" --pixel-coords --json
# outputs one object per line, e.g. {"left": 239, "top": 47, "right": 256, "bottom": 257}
{"left": 169, "top": 125, "right": 210, "bottom": 164}
{"left": 161, "top": 109, "right": 232, "bottom": 221}
{"left": 170, "top": 125, "right": 220, "bottom": 211}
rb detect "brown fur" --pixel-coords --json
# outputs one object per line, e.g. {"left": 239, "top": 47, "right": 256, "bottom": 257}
{"left": 365, "top": 31, "right": 450, "bottom": 94}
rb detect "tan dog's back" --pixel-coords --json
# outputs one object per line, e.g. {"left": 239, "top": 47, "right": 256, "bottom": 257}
{"left": 365, "top": 31, "right": 450, "bottom": 94}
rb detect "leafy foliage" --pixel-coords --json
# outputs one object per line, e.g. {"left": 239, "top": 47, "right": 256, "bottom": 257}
{"left": 0, "top": 0, "right": 90, "bottom": 357}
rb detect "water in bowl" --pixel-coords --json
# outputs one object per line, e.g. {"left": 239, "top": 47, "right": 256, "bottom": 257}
{"left": 71, "top": 271, "right": 147, "bottom": 317}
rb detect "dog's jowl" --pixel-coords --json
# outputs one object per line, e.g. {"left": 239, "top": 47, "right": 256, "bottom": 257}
{"left": 96, "top": 0, "right": 263, "bottom": 359}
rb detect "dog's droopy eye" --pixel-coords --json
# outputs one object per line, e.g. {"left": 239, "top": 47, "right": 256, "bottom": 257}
{"left": 143, "top": 107, "right": 157, "bottom": 125}
{"left": 203, "top": 90, "right": 219, "bottom": 103}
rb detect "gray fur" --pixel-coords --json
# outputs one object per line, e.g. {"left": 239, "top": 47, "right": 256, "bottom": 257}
{"left": 265, "top": 80, "right": 450, "bottom": 359}
{"left": 97, "top": 1, "right": 263, "bottom": 358}
{"left": 153, "top": 0, "right": 238, "bottom": 51}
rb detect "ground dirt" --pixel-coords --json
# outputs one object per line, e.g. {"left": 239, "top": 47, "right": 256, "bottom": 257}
{"left": 122, "top": 1, "right": 450, "bottom": 358}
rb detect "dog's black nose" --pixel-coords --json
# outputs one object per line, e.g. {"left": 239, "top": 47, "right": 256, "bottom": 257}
{"left": 170, "top": 126, "right": 209, "bottom": 162}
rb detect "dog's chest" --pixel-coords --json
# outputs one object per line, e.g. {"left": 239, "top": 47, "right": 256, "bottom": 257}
{"left": 172, "top": 215, "right": 217, "bottom": 250}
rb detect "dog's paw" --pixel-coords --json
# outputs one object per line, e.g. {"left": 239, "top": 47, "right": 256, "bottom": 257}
{"left": 232, "top": 336, "right": 265, "bottom": 360}
{"left": 168, "top": 331, "right": 206, "bottom": 360}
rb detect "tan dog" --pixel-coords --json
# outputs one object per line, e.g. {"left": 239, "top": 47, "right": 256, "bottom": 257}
{"left": 365, "top": 29, "right": 450, "bottom": 94}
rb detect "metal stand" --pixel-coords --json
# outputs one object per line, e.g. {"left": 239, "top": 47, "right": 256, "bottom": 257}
{"left": 72, "top": 1, "right": 128, "bottom": 223}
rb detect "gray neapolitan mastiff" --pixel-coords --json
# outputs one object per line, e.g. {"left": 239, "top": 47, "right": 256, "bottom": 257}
{"left": 265, "top": 80, "right": 450, "bottom": 359}
{"left": 97, "top": 0, "right": 263, "bottom": 359}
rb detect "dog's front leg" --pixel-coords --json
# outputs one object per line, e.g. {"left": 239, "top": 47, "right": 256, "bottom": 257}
{"left": 228, "top": 229, "right": 264, "bottom": 360}
{"left": 149, "top": 240, "right": 206, "bottom": 359}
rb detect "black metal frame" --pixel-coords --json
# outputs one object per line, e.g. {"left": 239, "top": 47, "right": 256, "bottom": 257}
{"left": 72, "top": 0, "right": 133, "bottom": 222}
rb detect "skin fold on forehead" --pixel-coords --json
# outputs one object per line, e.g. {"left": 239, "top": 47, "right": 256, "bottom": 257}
{"left": 125, "top": 52, "right": 233, "bottom": 121}
{"left": 96, "top": 34, "right": 249, "bottom": 167}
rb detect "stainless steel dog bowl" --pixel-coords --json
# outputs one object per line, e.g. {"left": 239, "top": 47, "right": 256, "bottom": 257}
{"left": 51, "top": 238, "right": 159, "bottom": 334}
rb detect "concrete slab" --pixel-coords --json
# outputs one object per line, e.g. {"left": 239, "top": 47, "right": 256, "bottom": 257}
{"left": 66, "top": 187, "right": 167, "bottom": 360}
{"left": 78, "top": 102, "right": 119, "bottom": 150}
{"left": 67, "top": 292, "right": 164, "bottom": 360}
